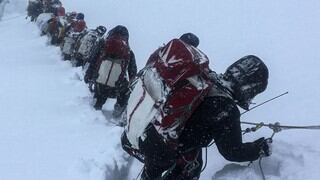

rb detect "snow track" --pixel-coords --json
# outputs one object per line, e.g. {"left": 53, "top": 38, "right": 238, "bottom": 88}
{"left": 0, "top": 12, "right": 128, "bottom": 180}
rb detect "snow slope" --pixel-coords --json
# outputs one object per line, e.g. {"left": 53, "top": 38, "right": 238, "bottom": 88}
{"left": 1, "top": 0, "right": 320, "bottom": 180}
{"left": 0, "top": 2, "right": 128, "bottom": 180}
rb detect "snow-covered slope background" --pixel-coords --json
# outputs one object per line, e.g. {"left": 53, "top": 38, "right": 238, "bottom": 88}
{"left": 1, "top": 0, "right": 320, "bottom": 179}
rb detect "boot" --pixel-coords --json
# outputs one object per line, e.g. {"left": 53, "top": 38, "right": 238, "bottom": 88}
{"left": 112, "top": 103, "right": 125, "bottom": 118}
{"left": 94, "top": 98, "right": 105, "bottom": 110}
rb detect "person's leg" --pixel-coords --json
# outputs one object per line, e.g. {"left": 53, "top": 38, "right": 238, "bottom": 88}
{"left": 164, "top": 149, "right": 203, "bottom": 180}
{"left": 0, "top": 1, "right": 7, "bottom": 20}
{"left": 113, "top": 81, "right": 130, "bottom": 117}
{"left": 139, "top": 125, "right": 177, "bottom": 179}
{"left": 121, "top": 132, "right": 145, "bottom": 163}
{"left": 94, "top": 84, "right": 108, "bottom": 110}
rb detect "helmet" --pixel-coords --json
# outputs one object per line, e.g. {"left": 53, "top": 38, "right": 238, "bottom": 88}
{"left": 70, "top": 11, "right": 77, "bottom": 17}
{"left": 179, "top": 33, "right": 200, "bottom": 47}
{"left": 96, "top": 26, "right": 107, "bottom": 36}
{"left": 108, "top": 25, "right": 129, "bottom": 41}
{"left": 53, "top": 0, "right": 61, "bottom": 3}
{"left": 52, "top": 0, "right": 62, "bottom": 6}
{"left": 66, "top": 11, "right": 77, "bottom": 17}
{"left": 76, "top": 13, "right": 84, "bottom": 20}
{"left": 224, "top": 55, "right": 269, "bottom": 110}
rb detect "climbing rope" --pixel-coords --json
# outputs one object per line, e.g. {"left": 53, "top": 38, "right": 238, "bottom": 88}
{"left": 201, "top": 147, "right": 208, "bottom": 172}
{"left": 135, "top": 166, "right": 144, "bottom": 180}
{"left": 135, "top": 121, "right": 320, "bottom": 179}
{"left": 258, "top": 157, "right": 266, "bottom": 180}
{"left": 241, "top": 120, "right": 320, "bottom": 180}
{"left": 241, "top": 121, "right": 320, "bottom": 132}
{"left": 201, "top": 139, "right": 216, "bottom": 173}
{"left": 241, "top": 92, "right": 288, "bottom": 115}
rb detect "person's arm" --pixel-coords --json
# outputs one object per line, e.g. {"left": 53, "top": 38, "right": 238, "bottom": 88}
{"left": 210, "top": 97, "right": 265, "bottom": 162}
{"left": 84, "top": 49, "right": 103, "bottom": 83}
{"left": 127, "top": 50, "right": 137, "bottom": 80}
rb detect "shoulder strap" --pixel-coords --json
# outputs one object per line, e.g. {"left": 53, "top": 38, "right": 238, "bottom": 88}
{"left": 207, "top": 72, "right": 233, "bottom": 99}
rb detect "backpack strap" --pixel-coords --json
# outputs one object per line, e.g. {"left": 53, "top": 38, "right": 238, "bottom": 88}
{"left": 207, "top": 72, "right": 234, "bottom": 99}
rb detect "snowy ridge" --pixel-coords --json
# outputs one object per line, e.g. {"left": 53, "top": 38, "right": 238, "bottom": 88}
{"left": 1, "top": 0, "right": 320, "bottom": 180}
{"left": 0, "top": 3, "right": 131, "bottom": 180}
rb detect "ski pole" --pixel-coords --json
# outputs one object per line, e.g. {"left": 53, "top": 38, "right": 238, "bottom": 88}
{"left": 241, "top": 91, "right": 288, "bottom": 115}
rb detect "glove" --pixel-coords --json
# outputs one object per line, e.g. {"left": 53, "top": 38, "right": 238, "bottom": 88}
{"left": 254, "top": 137, "right": 272, "bottom": 157}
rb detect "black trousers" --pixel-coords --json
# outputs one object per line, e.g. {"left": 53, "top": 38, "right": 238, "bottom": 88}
{"left": 94, "top": 81, "right": 130, "bottom": 109}
{"left": 121, "top": 125, "right": 202, "bottom": 180}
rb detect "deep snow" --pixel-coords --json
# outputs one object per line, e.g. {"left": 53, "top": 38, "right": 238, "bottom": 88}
{"left": 1, "top": 0, "right": 320, "bottom": 180}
